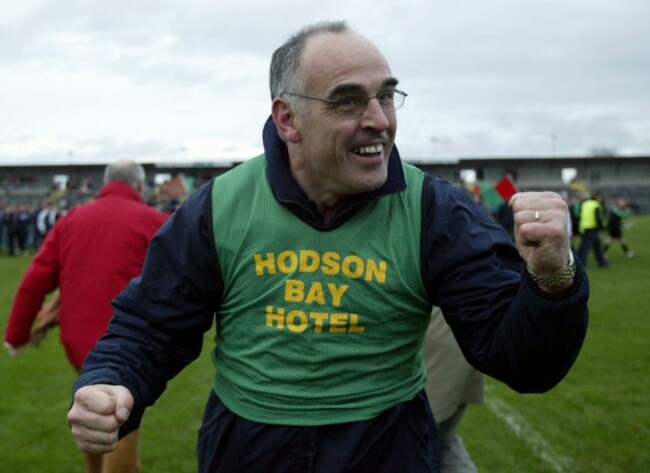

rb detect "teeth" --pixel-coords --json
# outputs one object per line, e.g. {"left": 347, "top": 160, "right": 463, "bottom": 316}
{"left": 353, "top": 144, "right": 383, "bottom": 155}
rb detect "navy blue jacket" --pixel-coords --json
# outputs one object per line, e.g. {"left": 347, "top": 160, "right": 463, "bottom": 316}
{"left": 75, "top": 117, "right": 589, "bottom": 436}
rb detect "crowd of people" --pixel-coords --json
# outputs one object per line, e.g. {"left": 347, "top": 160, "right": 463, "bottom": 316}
{"left": 0, "top": 199, "right": 68, "bottom": 256}
{"left": 566, "top": 191, "right": 636, "bottom": 268}
{"left": 0, "top": 177, "right": 186, "bottom": 258}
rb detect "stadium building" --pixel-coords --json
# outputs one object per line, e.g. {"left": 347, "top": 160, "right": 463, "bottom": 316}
{"left": 1, "top": 155, "right": 649, "bottom": 213}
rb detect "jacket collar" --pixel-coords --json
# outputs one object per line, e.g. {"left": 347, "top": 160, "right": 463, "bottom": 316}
{"left": 97, "top": 181, "right": 144, "bottom": 203}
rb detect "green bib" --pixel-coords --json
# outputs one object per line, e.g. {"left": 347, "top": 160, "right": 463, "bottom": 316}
{"left": 210, "top": 155, "right": 431, "bottom": 425}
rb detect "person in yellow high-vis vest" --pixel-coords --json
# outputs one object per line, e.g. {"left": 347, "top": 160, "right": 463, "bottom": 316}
{"left": 577, "top": 193, "right": 609, "bottom": 267}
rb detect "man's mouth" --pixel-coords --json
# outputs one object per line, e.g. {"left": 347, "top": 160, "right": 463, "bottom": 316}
{"left": 352, "top": 144, "right": 384, "bottom": 157}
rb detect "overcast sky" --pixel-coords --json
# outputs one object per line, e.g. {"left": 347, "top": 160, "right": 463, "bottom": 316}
{"left": 1, "top": 0, "right": 649, "bottom": 166}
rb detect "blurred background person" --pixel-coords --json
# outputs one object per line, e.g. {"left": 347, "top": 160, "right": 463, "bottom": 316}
{"left": 577, "top": 192, "right": 608, "bottom": 267}
{"left": 425, "top": 307, "right": 483, "bottom": 473}
{"left": 0, "top": 200, "right": 7, "bottom": 254}
{"left": 35, "top": 200, "right": 55, "bottom": 244}
{"left": 603, "top": 197, "right": 635, "bottom": 259}
{"left": 16, "top": 204, "right": 31, "bottom": 255}
{"left": 3, "top": 159, "right": 168, "bottom": 473}
{"left": 493, "top": 203, "right": 514, "bottom": 240}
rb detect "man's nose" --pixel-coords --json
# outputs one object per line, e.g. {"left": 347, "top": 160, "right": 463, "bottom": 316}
{"left": 360, "top": 98, "right": 390, "bottom": 130}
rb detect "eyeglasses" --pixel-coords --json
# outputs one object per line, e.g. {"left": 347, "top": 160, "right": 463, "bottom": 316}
{"left": 281, "top": 90, "right": 407, "bottom": 116}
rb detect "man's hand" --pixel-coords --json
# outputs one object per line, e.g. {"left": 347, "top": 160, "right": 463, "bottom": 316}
{"left": 509, "top": 191, "right": 572, "bottom": 279}
{"left": 30, "top": 290, "right": 61, "bottom": 347}
{"left": 4, "top": 341, "right": 24, "bottom": 358}
{"left": 67, "top": 384, "right": 134, "bottom": 454}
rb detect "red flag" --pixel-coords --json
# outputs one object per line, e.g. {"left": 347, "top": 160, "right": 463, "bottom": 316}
{"left": 494, "top": 175, "right": 517, "bottom": 202}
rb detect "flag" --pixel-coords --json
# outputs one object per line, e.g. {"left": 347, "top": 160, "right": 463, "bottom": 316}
{"left": 476, "top": 175, "right": 518, "bottom": 210}
{"left": 478, "top": 182, "right": 505, "bottom": 209}
{"left": 494, "top": 175, "right": 518, "bottom": 202}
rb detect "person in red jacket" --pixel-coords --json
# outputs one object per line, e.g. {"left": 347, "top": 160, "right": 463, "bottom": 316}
{"left": 4, "top": 159, "right": 167, "bottom": 473}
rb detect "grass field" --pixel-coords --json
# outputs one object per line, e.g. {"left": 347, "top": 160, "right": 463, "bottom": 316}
{"left": 1, "top": 217, "right": 649, "bottom": 472}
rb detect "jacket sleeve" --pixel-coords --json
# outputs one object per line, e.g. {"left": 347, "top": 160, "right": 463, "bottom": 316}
{"left": 4, "top": 225, "right": 61, "bottom": 346}
{"left": 73, "top": 182, "right": 222, "bottom": 436}
{"left": 422, "top": 177, "right": 589, "bottom": 393}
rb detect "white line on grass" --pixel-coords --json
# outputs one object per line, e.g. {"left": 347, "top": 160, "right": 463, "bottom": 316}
{"left": 485, "top": 396, "right": 575, "bottom": 473}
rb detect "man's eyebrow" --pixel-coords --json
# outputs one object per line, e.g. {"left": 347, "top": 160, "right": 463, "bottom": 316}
{"left": 328, "top": 83, "right": 364, "bottom": 97}
{"left": 382, "top": 77, "right": 399, "bottom": 88}
{"left": 328, "top": 77, "right": 400, "bottom": 97}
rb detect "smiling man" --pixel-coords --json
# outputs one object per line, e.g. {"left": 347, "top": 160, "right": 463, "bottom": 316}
{"left": 67, "top": 21, "right": 589, "bottom": 473}
{"left": 273, "top": 29, "right": 398, "bottom": 217}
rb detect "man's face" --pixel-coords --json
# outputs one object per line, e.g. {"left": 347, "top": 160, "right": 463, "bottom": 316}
{"left": 289, "top": 32, "right": 398, "bottom": 204}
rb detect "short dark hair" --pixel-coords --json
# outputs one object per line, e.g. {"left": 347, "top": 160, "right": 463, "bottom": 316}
{"left": 269, "top": 21, "right": 349, "bottom": 111}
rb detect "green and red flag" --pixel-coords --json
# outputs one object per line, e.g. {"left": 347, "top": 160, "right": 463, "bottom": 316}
{"left": 476, "top": 175, "right": 518, "bottom": 210}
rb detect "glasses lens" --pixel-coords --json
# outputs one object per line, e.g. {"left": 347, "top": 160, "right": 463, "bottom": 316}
{"left": 390, "top": 91, "right": 405, "bottom": 111}
{"left": 335, "top": 95, "right": 367, "bottom": 115}
{"left": 334, "top": 91, "right": 406, "bottom": 115}
{"left": 377, "top": 92, "right": 397, "bottom": 111}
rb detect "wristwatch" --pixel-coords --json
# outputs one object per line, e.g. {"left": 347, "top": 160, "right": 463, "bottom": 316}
{"left": 527, "top": 252, "right": 576, "bottom": 288}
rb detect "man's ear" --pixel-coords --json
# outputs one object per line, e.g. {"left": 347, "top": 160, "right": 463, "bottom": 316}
{"left": 271, "top": 98, "right": 301, "bottom": 143}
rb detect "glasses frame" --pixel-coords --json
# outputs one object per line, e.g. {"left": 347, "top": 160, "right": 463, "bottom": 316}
{"left": 281, "top": 90, "right": 408, "bottom": 116}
